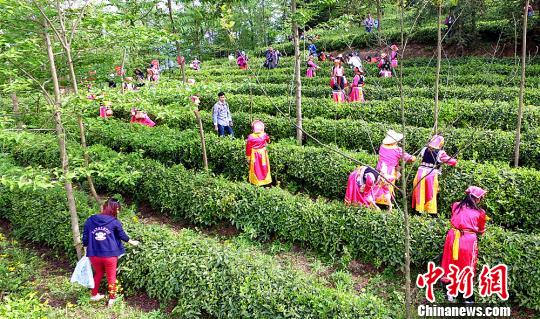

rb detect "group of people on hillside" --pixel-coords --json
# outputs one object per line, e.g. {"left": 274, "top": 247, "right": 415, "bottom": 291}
{"left": 264, "top": 47, "right": 281, "bottom": 69}
{"left": 80, "top": 46, "right": 492, "bottom": 306}
{"left": 327, "top": 45, "right": 399, "bottom": 103}
{"left": 329, "top": 55, "right": 366, "bottom": 103}
{"left": 195, "top": 91, "right": 271, "bottom": 187}
{"left": 345, "top": 130, "right": 458, "bottom": 214}
{"left": 97, "top": 99, "right": 155, "bottom": 127}
{"left": 362, "top": 13, "right": 379, "bottom": 33}
{"left": 344, "top": 129, "right": 486, "bottom": 302}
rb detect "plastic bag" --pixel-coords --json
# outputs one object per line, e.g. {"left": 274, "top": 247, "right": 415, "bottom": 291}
{"left": 70, "top": 256, "right": 94, "bottom": 288}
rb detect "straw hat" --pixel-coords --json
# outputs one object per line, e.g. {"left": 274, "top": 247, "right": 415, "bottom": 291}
{"left": 382, "top": 129, "right": 403, "bottom": 145}
{"left": 252, "top": 120, "right": 265, "bottom": 134}
{"left": 465, "top": 186, "right": 487, "bottom": 199}
{"left": 428, "top": 135, "right": 444, "bottom": 149}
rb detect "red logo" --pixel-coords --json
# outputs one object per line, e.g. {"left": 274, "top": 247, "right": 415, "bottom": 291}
{"left": 417, "top": 263, "right": 509, "bottom": 302}
{"left": 416, "top": 262, "right": 444, "bottom": 302}
{"left": 446, "top": 265, "right": 474, "bottom": 299}
{"left": 478, "top": 264, "right": 509, "bottom": 300}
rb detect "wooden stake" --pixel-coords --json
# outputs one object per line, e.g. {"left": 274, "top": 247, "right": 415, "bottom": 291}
{"left": 194, "top": 109, "right": 209, "bottom": 170}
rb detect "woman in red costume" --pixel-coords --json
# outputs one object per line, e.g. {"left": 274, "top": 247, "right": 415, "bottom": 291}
{"left": 246, "top": 120, "right": 272, "bottom": 186}
{"left": 440, "top": 186, "right": 487, "bottom": 303}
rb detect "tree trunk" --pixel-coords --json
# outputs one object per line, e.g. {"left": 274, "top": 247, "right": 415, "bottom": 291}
{"left": 434, "top": 3, "right": 442, "bottom": 134}
{"left": 514, "top": 0, "right": 529, "bottom": 167}
{"left": 167, "top": 0, "right": 186, "bottom": 83}
{"left": 10, "top": 89, "right": 19, "bottom": 114}
{"left": 193, "top": 110, "right": 209, "bottom": 170}
{"left": 262, "top": 0, "right": 267, "bottom": 46}
{"left": 120, "top": 48, "right": 127, "bottom": 93}
{"left": 78, "top": 116, "right": 100, "bottom": 203}
{"left": 398, "top": 1, "right": 412, "bottom": 318}
{"left": 292, "top": 0, "right": 303, "bottom": 145}
{"left": 53, "top": 5, "right": 98, "bottom": 201}
{"left": 65, "top": 46, "right": 78, "bottom": 95}
{"left": 45, "top": 27, "right": 83, "bottom": 260}
{"left": 55, "top": 0, "right": 78, "bottom": 95}
{"left": 10, "top": 84, "right": 22, "bottom": 129}
{"left": 377, "top": 0, "right": 382, "bottom": 44}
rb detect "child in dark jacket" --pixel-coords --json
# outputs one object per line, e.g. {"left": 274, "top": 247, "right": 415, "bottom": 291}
{"left": 82, "top": 198, "right": 140, "bottom": 306}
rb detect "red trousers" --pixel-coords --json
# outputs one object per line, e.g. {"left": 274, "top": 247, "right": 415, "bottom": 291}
{"left": 89, "top": 256, "right": 118, "bottom": 299}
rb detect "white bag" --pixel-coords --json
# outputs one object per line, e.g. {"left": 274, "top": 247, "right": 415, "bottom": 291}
{"left": 70, "top": 256, "right": 94, "bottom": 288}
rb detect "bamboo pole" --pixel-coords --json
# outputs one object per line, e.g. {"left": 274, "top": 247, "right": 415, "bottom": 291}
{"left": 514, "top": 0, "right": 529, "bottom": 167}
{"left": 193, "top": 109, "right": 209, "bottom": 170}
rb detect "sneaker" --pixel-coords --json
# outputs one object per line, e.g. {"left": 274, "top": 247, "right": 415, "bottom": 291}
{"left": 90, "top": 294, "right": 105, "bottom": 301}
{"left": 108, "top": 298, "right": 116, "bottom": 307}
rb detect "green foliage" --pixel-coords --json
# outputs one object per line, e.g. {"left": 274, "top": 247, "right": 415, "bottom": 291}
{"left": 0, "top": 235, "right": 42, "bottom": 299}
{"left": 112, "top": 105, "right": 540, "bottom": 169}
{"left": 2, "top": 131, "right": 540, "bottom": 310}
{"left": 0, "top": 159, "right": 391, "bottom": 318}
{"left": 0, "top": 293, "right": 49, "bottom": 319}
{"left": 82, "top": 119, "right": 540, "bottom": 232}
{"left": 194, "top": 93, "right": 540, "bottom": 132}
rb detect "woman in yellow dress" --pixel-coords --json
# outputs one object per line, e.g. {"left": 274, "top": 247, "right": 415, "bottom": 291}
{"left": 246, "top": 120, "right": 272, "bottom": 186}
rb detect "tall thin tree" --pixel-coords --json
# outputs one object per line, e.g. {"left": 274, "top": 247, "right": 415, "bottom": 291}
{"left": 434, "top": 1, "right": 442, "bottom": 133}
{"left": 514, "top": 0, "right": 529, "bottom": 167}
{"left": 398, "top": 0, "right": 412, "bottom": 318}
{"left": 377, "top": 0, "right": 383, "bottom": 45}
{"left": 34, "top": 0, "right": 100, "bottom": 203}
{"left": 167, "top": 0, "right": 186, "bottom": 83}
{"left": 292, "top": 0, "right": 303, "bottom": 145}
{"left": 44, "top": 25, "right": 83, "bottom": 259}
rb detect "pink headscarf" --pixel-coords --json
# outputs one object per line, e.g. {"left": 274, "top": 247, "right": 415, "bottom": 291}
{"left": 428, "top": 135, "right": 444, "bottom": 149}
{"left": 465, "top": 186, "right": 487, "bottom": 199}
{"left": 252, "top": 120, "right": 265, "bottom": 134}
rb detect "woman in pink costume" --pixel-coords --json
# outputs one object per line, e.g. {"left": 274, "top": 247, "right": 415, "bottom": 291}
{"left": 348, "top": 67, "right": 365, "bottom": 102}
{"left": 330, "top": 57, "right": 347, "bottom": 103}
{"left": 306, "top": 55, "right": 320, "bottom": 78}
{"left": 237, "top": 52, "right": 248, "bottom": 70}
{"left": 390, "top": 44, "right": 399, "bottom": 68}
{"left": 440, "top": 186, "right": 487, "bottom": 303}
{"left": 378, "top": 52, "right": 392, "bottom": 78}
{"left": 99, "top": 101, "right": 113, "bottom": 118}
{"left": 373, "top": 130, "right": 416, "bottom": 209}
{"left": 246, "top": 120, "right": 272, "bottom": 186}
{"left": 130, "top": 108, "right": 155, "bottom": 127}
{"left": 345, "top": 166, "right": 385, "bottom": 209}
{"left": 412, "top": 135, "right": 457, "bottom": 215}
